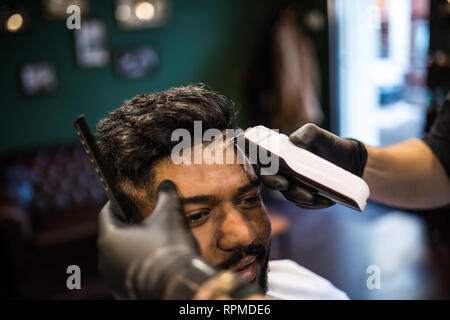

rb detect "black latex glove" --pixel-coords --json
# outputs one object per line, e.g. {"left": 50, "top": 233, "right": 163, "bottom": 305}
{"left": 289, "top": 123, "right": 368, "bottom": 176}
{"left": 260, "top": 123, "right": 368, "bottom": 209}
{"left": 97, "top": 179, "right": 216, "bottom": 299}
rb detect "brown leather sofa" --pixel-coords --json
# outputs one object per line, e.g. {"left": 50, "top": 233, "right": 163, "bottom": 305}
{"left": 0, "top": 142, "right": 112, "bottom": 299}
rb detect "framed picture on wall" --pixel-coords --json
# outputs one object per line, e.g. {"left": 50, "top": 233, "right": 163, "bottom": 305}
{"left": 42, "top": 0, "right": 90, "bottom": 20}
{"left": 114, "top": 46, "right": 158, "bottom": 79}
{"left": 74, "top": 20, "right": 110, "bottom": 68}
{"left": 114, "top": 0, "right": 171, "bottom": 30}
{"left": 20, "top": 62, "right": 58, "bottom": 96}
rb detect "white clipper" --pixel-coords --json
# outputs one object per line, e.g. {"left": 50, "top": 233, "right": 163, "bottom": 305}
{"left": 240, "top": 125, "right": 370, "bottom": 212}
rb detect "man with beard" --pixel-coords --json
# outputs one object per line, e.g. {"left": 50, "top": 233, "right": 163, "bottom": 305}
{"left": 95, "top": 85, "right": 347, "bottom": 299}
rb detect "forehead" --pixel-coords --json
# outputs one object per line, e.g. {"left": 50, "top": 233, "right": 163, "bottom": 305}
{"left": 154, "top": 148, "right": 257, "bottom": 199}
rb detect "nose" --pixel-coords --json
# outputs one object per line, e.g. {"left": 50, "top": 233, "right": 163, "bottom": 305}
{"left": 217, "top": 204, "right": 256, "bottom": 251}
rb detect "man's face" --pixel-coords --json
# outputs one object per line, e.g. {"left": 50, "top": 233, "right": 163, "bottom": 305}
{"left": 142, "top": 145, "right": 272, "bottom": 291}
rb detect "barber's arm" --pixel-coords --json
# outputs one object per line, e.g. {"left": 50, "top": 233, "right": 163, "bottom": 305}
{"left": 363, "top": 139, "right": 450, "bottom": 209}
{"left": 262, "top": 123, "right": 450, "bottom": 210}
{"left": 97, "top": 179, "right": 263, "bottom": 299}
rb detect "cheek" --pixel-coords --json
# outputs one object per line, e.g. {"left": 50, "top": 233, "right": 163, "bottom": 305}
{"left": 190, "top": 222, "right": 220, "bottom": 265}
{"left": 247, "top": 208, "right": 271, "bottom": 244}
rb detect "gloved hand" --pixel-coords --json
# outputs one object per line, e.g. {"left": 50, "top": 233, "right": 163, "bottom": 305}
{"left": 260, "top": 123, "right": 368, "bottom": 209}
{"left": 97, "top": 179, "right": 216, "bottom": 299}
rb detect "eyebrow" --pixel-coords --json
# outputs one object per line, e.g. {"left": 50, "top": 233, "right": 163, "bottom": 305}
{"left": 181, "top": 194, "right": 217, "bottom": 205}
{"left": 236, "top": 179, "right": 260, "bottom": 195}
{"left": 180, "top": 179, "right": 260, "bottom": 205}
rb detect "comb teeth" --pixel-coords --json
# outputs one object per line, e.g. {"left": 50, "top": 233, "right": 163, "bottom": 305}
{"left": 74, "top": 115, "right": 134, "bottom": 223}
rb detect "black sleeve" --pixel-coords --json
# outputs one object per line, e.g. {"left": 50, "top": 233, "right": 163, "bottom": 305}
{"left": 423, "top": 97, "right": 450, "bottom": 177}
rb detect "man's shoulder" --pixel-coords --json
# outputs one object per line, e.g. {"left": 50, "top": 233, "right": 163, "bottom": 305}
{"left": 266, "top": 259, "right": 349, "bottom": 300}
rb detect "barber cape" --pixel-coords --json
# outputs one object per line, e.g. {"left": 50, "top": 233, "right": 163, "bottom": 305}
{"left": 266, "top": 259, "right": 349, "bottom": 300}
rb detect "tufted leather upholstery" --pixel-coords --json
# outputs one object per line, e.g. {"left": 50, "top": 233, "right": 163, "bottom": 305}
{"left": 0, "top": 142, "right": 111, "bottom": 299}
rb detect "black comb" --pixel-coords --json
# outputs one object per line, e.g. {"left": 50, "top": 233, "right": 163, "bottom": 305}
{"left": 74, "top": 115, "right": 130, "bottom": 222}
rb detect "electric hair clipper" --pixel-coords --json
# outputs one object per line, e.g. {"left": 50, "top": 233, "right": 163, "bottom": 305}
{"left": 239, "top": 125, "right": 370, "bottom": 211}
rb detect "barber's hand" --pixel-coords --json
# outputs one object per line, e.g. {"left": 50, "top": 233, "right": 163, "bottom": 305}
{"left": 260, "top": 123, "right": 367, "bottom": 209}
{"left": 97, "top": 179, "right": 216, "bottom": 299}
{"left": 289, "top": 123, "right": 368, "bottom": 176}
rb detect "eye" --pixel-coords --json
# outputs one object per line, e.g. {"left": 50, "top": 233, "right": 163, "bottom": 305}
{"left": 244, "top": 196, "right": 259, "bottom": 204}
{"left": 237, "top": 193, "right": 261, "bottom": 208}
{"left": 185, "top": 210, "right": 211, "bottom": 226}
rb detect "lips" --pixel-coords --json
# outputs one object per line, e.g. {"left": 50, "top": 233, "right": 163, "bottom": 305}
{"left": 232, "top": 256, "right": 257, "bottom": 282}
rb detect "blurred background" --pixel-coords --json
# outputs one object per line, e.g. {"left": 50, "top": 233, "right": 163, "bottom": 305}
{"left": 0, "top": 0, "right": 449, "bottom": 299}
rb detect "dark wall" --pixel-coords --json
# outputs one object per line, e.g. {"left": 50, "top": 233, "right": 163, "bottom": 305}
{"left": 0, "top": 0, "right": 330, "bottom": 154}
{"left": 428, "top": 0, "right": 450, "bottom": 98}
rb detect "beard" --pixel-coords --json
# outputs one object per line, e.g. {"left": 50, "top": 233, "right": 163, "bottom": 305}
{"left": 215, "top": 241, "right": 271, "bottom": 294}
